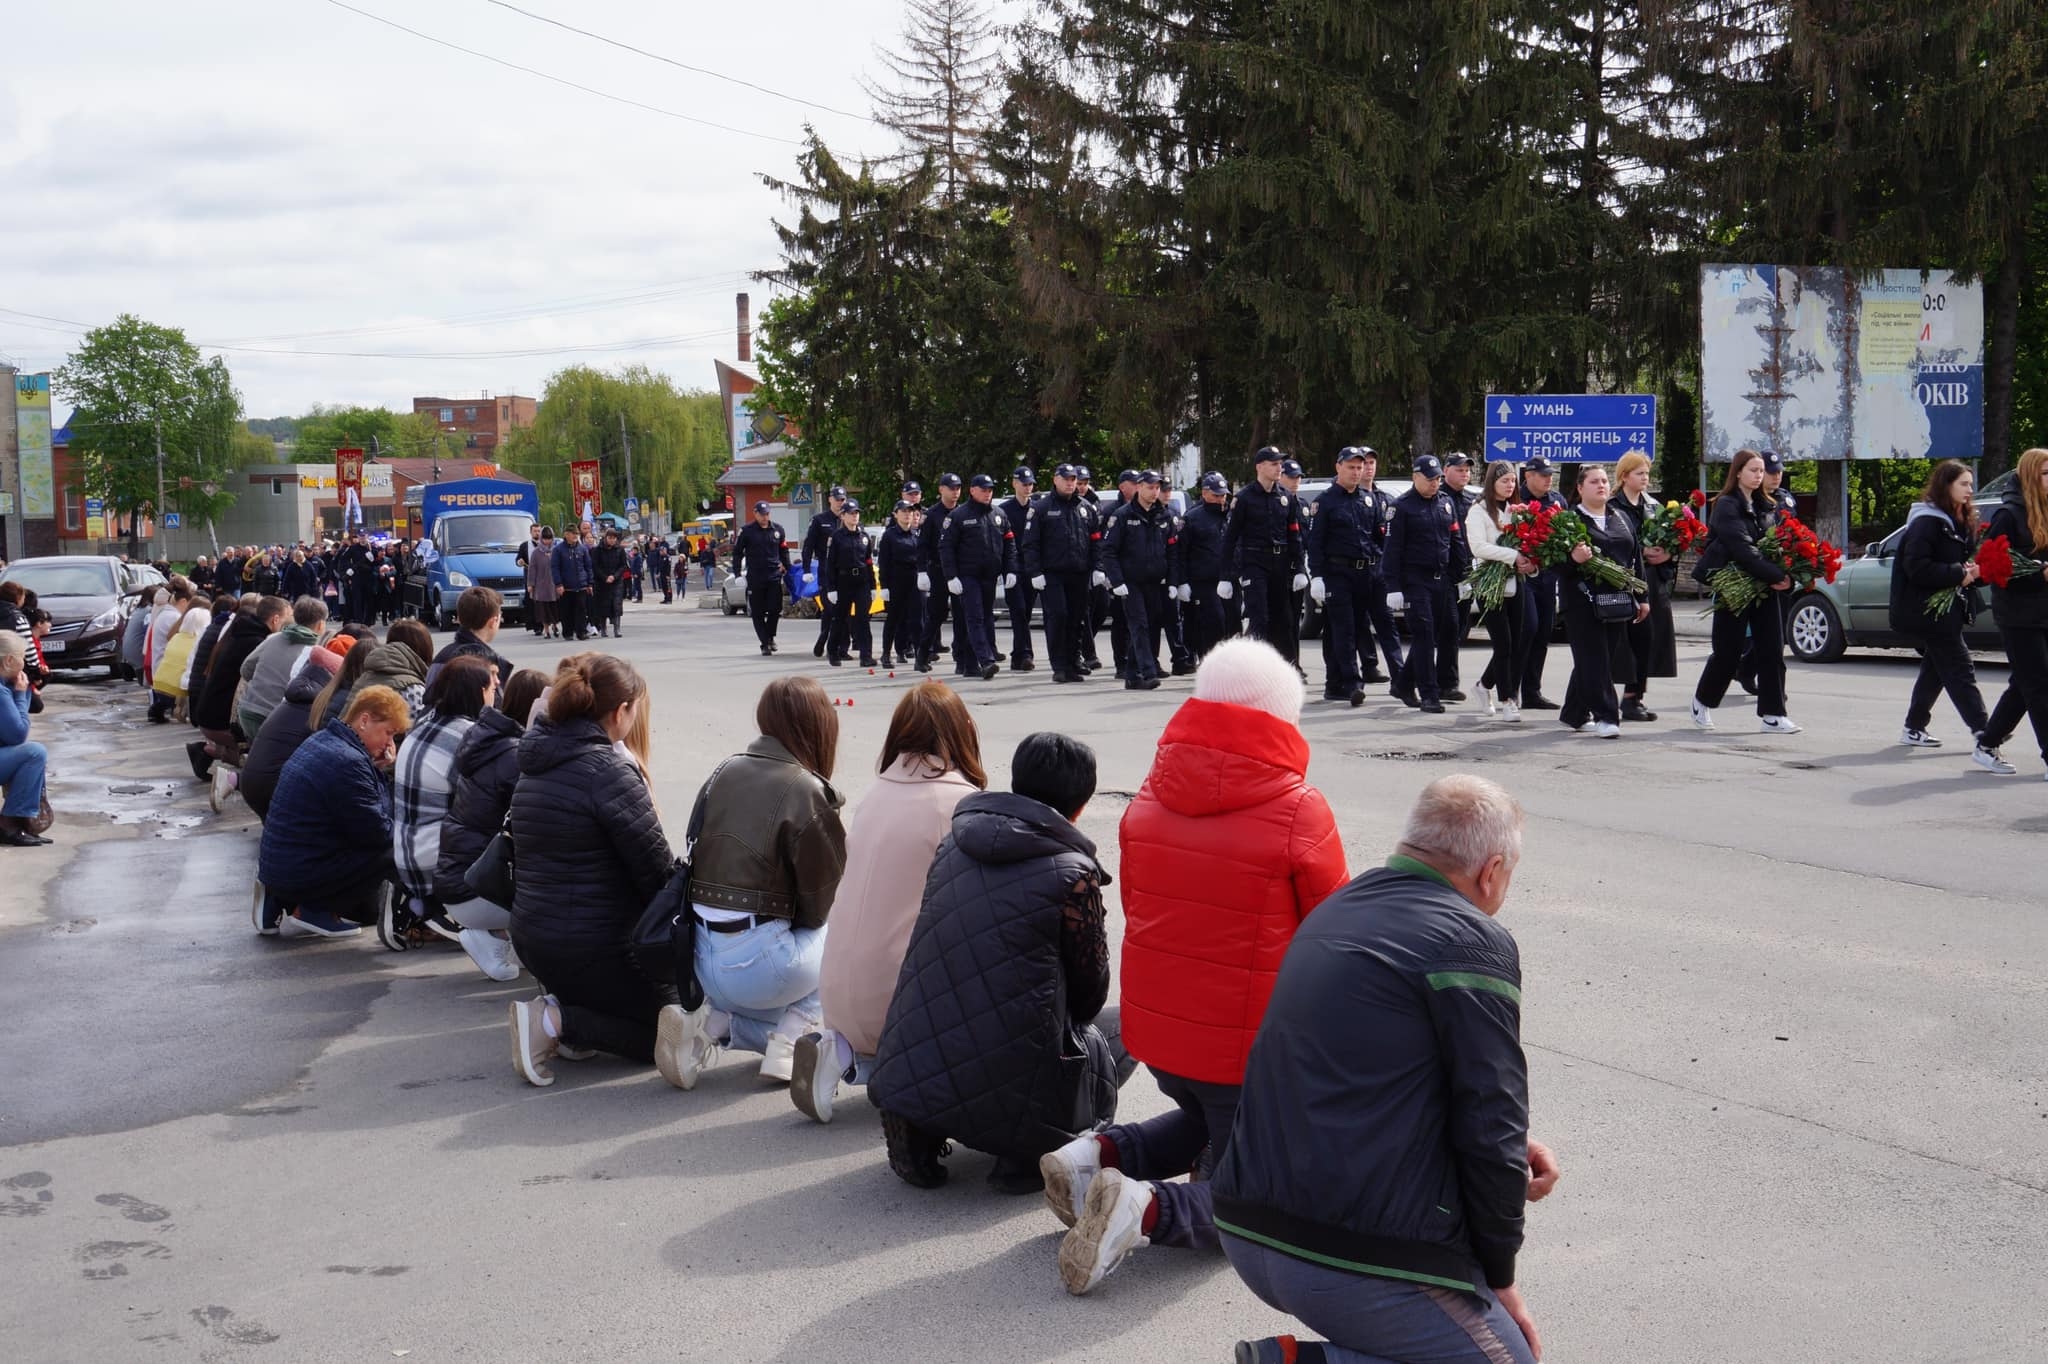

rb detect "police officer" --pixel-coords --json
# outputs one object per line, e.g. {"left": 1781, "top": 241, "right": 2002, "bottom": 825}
{"left": 1385, "top": 455, "right": 1459, "bottom": 714}
{"left": 1179, "top": 471, "right": 1234, "bottom": 661}
{"left": 1000, "top": 466, "right": 1040, "bottom": 672}
{"left": 1309, "top": 446, "right": 1399, "bottom": 706}
{"left": 1100, "top": 470, "right": 1140, "bottom": 676}
{"left": 731, "top": 500, "right": 790, "bottom": 656}
{"left": 1023, "top": 462, "right": 1102, "bottom": 684}
{"left": 1739, "top": 449, "right": 1799, "bottom": 695}
{"left": 1101, "top": 470, "right": 1182, "bottom": 691}
{"left": 1436, "top": 452, "right": 1477, "bottom": 700}
{"left": 939, "top": 474, "right": 1016, "bottom": 679}
{"left": 901, "top": 479, "right": 924, "bottom": 510}
{"left": 823, "top": 498, "right": 878, "bottom": 668}
{"left": 802, "top": 485, "right": 848, "bottom": 657}
{"left": 877, "top": 500, "right": 922, "bottom": 668}
{"left": 1220, "top": 446, "right": 1308, "bottom": 663}
{"left": 1517, "top": 455, "right": 1568, "bottom": 709}
{"left": 915, "top": 474, "right": 963, "bottom": 672}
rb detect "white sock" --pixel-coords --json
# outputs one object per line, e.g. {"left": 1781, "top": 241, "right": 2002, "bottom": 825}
{"left": 832, "top": 1032, "right": 855, "bottom": 1072}
{"left": 704, "top": 1007, "right": 731, "bottom": 1043}
{"left": 540, "top": 1005, "right": 561, "bottom": 1039}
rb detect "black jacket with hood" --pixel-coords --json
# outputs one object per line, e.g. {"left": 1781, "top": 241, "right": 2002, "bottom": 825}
{"left": 433, "top": 707, "right": 525, "bottom": 905}
{"left": 239, "top": 662, "right": 334, "bottom": 819}
{"left": 193, "top": 613, "right": 272, "bottom": 732}
{"left": 1985, "top": 485, "right": 2048, "bottom": 631}
{"left": 1888, "top": 500, "right": 1976, "bottom": 635}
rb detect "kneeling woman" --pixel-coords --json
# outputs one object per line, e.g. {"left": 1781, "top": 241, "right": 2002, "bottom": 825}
{"left": 506, "top": 655, "right": 677, "bottom": 1086}
{"left": 655, "top": 676, "right": 848, "bottom": 1090}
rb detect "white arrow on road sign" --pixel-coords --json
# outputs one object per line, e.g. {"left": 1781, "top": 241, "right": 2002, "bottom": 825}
{"left": 1496, "top": 400, "right": 1512, "bottom": 423}
{"left": 1493, "top": 438, "right": 1515, "bottom": 452}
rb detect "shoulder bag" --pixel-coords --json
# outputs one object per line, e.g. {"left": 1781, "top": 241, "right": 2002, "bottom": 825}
{"left": 629, "top": 758, "right": 732, "bottom": 1007}
{"left": 464, "top": 812, "right": 516, "bottom": 906}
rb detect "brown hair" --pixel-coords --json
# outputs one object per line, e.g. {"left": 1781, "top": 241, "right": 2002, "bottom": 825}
{"left": 1922, "top": 459, "right": 1978, "bottom": 536}
{"left": 385, "top": 618, "right": 434, "bottom": 671}
{"left": 2016, "top": 448, "right": 2048, "bottom": 551}
{"left": 1719, "top": 449, "right": 1764, "bottom": 500}
{"left": 878, "top": 680, "right": 987, "bottom": 788}
{"left": 310, "top": 635, "right": 376, "bottom": 731}
{"left": 456, "top": 586, "right": 502, "bottom": 633}
{"left": 343, "top": 683, "right": 413, "bottom": 732}
{"left": 1480, "top": 459, "right": 1518, "bottom": 519}
{"left": 423, "top": 654, "right": 495, "bottom": 720}
{"left": 545, "top": 652, "right": 646, "bottom": 725}
{"left": 756, "top": 675, "right": 839, "bottom": 780}
{"left": 500, "top": 667, "right": 548, "bottom": 727}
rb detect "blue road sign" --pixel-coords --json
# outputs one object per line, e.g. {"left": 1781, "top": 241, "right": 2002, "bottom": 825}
{"left": 1483, "top": 394, "right": 1656, "bottom": 465}
{"left": 162, "top": 512, "right": 182, "bottom": 529}
{"left": 788, "top": 482, "right": 814, "bottom": 507}
{"left": 624, "top": 497, "right": 641, "bottom": 517}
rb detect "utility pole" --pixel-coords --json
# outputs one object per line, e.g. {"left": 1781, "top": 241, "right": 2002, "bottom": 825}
{"left": 618, "top": 412, "right": 636, "bottom": 508}
{"left": 154, "top": 415, "right": 167, "bottom": 561}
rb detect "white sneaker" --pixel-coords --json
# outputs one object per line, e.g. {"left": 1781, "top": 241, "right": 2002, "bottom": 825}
{"left": 508, "top": 998, "right": 556, "bottom": 1087}
{"left": 654, "top": 1004, "right": 719, "bottom": 1091}
{"left": 1572, "top": 720, "right": 1596, "bottom": 734}
{"left": 1500, "top": 701, "right": 1521, "bottom": 724}
{"left": 209, "top": 762, "right": 238, "bottom": 814}
{"left": 1900, "top": 727, "right": 1943, "bottom": 748}
{"left": 789, "top": 1030, "right": 843, "bottom": 1124}
{"left": 1690, "top": 699, "right": 1716, "bottom": 731}
{"left": 458, "top": 928, "right": 522, "bottom": 982}
{"left": 1057, "top": 1168, "right": 1151, "bottom": 1295}
{"left": 760, "top": 1033, "right": 797, "bottom": 1083}
{"left": 1760, "top": 715, "right": 1802, "bottom": 734}
{"left": 1476, "top": 684, "right": 1496, "bottom": 716}
{"left": 1972, "top": 744, "right": 2016, "bottom": 775}
{"left": 1039, "top": 1133, "right": 1103, "bottom": 1229}
{"left": 1592, "top": 721, "right": 1622, "bottom": 739}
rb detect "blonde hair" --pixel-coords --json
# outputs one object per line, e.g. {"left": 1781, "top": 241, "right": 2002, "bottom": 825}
{"left": 2017, "top": 448, "right": 2048, "bottom": 552}
{"left": 1615, "top": 450, "right": 1651, "bottom": 487}
{"left": 343, "top": 684, "right": 413, "bottom": 732}
{"left": 1397, "top": 774, "right": 1525, "bottom": 876}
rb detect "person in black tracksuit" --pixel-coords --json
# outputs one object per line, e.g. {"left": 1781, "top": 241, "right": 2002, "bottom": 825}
{"left": 938, "top": 476, "right": 1016, "bottom": 679}
{"left": 802, "top": 487, "right": 848, "bottom": 657}
{"left": 1178, "top": 474, "right": 1234, "bottom": 662}
{"left": 1100, "top": 471, "right": 1182, "bottom": 690}
{"left": 1385, "top": 455, "right": 1458, "bottom": 713}
{"left": 877, "top": 503, "right": 922, "bottom": 668}
{"left": 1515, "top": 458, "right": 1567, "bottom": 708}
{"left": 731, "top": 503, "right": 790, "bottom": 656}
{"left": 1023, "top": 464, "right": 1103, "bottom": 684}
{"left": 916, "top": 477, "right": 963, "bottom": 671}
{"left": 1976, "top": 454, "right": 2048, "bottom": 773}
{"left": 1691, "top": 451, "right": 1794, "bottom": 728}
{"left": 823, "top": 501, "right": 878, "bottom": 668}
{"left": 1000, "top": 468, "right": 1040, "bottom": 672}
{"left": 1221, "top": 448, "right": 1307, "bottom": 664}
{"left": 1308, "top": 447, "right": 1401, "bottom": 705}
{"left": 1556, "top": 466, "right": 1648, "bottom": 736}
{"left": 1888, "top": 461, "right": 1994, "bottom": 755}
{"left": 1099, "top": 473, "right": 1139, "bottom": 676}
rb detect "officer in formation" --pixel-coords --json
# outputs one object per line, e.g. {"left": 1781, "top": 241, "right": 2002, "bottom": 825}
{"left": 876, "top": 500, "right": 923, "bottom": 669}
{"left": 1437, "top": 452, "right": 1476, "bottom": 700}
{"left": 801, "top": 485, "right": 848, "bottom": 658}
{"left": 1220, "top": 446, "right": 1308, "bottom": 665}
{"left": 939, "top": 474, "right": 1017, "bottom": 680}
{"left": 1516, "top": 455, "right": 1566, "bottom": 709}
{"left": 1178, "top": 471, "right": 1235, "bottom": 660}
{"left": 1385, "top": 454, "right": 1460, "bottom": 713}
{"left": 731, "top": 500, "right": 791, "bottom": 657}
{"left": 823, "top": 498, "right": 878, "bottom": 668}
{"left": 1308, "top": 446, "right": 1401, "bottom": 706}
{"left": 1022, "top": 462, "right": 1102, "bottom": 684}
{"left": 1076, "top": 466, "right": 1111, "bottom": 671}
{"left": 1100, "top": 469, "right": 1185, "bottom": 691}
{"left": 915, "top": 473, "right": 964, "bottom": 672}
{"left": 999, "top": 467, "right": 1039, "bottom": 672}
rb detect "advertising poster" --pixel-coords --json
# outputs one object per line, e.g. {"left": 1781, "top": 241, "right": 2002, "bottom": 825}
{"left": 14, "top": 373, "right": 54, "bottom": 518}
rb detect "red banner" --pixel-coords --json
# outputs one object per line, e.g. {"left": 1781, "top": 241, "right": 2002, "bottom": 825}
{"left": 570, "top": 459, "right": 603, "bottom": 520}
{"left": 335, "top": 447, "right": 364, "bottom": 497}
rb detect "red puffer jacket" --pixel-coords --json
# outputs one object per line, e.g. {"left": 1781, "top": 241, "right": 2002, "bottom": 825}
{"left": 1118, "top": 697, "right": 1349, "bottom": 1084}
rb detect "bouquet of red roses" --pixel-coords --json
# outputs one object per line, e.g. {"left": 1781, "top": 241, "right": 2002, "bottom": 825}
{"left": 1640, "top": 498, "right": 1709, "bottom": 557}
{"left": 1514, "top": 504, "right": 1647, "bottom": 594}
{"left": 1706, "top": 513, "right": 1842, "bottom": 613}
{"left": 1462, "top": 504, "right": 1527, "bottom": 614}
{"left": 1927, "top": 534, "right": 2045, "bottom": 617}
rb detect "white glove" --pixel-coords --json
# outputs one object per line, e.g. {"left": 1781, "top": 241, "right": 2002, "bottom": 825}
{"left": 803, "top": 570, "right": 817, "bottom": 585}
{"left": 947, "top": 578, "right": 964, "bottom": 596}
{"left": 1003, "top": 573, "right": 1017, "bottom": 589}
{"left": 1031, "top": 575, "right": 1047, "bottom": 591}
{"left": 1216, "top": 580, "right": 1235, "bottom": 600}
{"left": 1456, "top": 581, "right": 1473, "bottom": 602}
{"left": 1175, "top": 584, "right": 1191, "bottom": 602}
{"left": 1386, "top": 592, "right": 1405, "bottom": 611}
{"left": 1092, "top": 571, "right": 1109, "bottom": 589}
{"left": 917, "top": 572, "right": 931, "bottom": 593}
{"left": 1291, "top": 572, "right": 1309, "bottom": 592}
{"left": 1310, "top": 578, "right": 1327, "bottom": 604}
{"left": 826, "top": 591, "right": 838, "bottom": 604}
{"left": 1112, "top": 583, "right": 1130, "bottom": 598}
{"left": 879, "top": 588, "right": 890, "bottom": 603}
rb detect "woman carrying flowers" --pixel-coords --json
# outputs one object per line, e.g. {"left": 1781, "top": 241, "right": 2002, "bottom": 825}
{"left": 1888, "top": 459, "right": 2009, "bottom": 772}
{"left": 1690, "top": 449, "right": 1802, "bottom": 734}
{"left": 1613, "top": 451, "right": 1687, "bottom": 721}
{"left": 1975, "top": 448, "right": 2048, "bottom": 777}
{"left": 1557, "top": 465, "right": 1649, "bottom": 738}
{"left": 1464, "top": 460, "right": 1539, "bottom": 721}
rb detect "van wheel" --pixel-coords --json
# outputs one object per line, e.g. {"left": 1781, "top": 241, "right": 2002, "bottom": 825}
{"left": 1787, "top": 594, "right": 1844, "bottom": 663}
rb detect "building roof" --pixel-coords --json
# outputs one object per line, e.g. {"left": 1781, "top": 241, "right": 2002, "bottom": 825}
{"left": 717, "top": 458, "right": 783, "bottom": 487}
{"left": 369, "top": 457, "right": 532, "bottom": 487}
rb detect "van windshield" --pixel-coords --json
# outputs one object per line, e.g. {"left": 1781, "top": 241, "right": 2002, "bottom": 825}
{"left": 438, "top": 513, "right": 530, "bottom": 554}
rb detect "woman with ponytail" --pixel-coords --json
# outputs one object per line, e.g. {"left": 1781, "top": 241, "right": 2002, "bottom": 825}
{"left": 1975, "top": 448, "right": 2048, "bottom": 777}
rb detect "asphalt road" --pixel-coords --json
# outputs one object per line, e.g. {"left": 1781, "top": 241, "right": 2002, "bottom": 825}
{"left": 2, "top": 599, "right": 2043, "bottom": 1364}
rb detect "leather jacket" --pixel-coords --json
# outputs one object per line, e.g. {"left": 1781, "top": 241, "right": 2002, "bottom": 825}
{"left": 690, "top": 735, "right": 848, "bottom": 929}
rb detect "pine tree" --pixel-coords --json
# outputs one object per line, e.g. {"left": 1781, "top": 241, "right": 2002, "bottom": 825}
{"left": 866, "top": 0, "right": 1004, "bottom": 203}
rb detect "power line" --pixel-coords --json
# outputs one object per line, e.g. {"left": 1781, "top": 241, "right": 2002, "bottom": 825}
{"left": 484, "top": 0, "right": 878, "bottom": 124}
{"left": 320, "top": 0, "right": 806, "bottom": 146}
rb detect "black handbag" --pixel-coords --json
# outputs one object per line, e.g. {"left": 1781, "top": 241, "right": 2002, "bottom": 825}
{"left": 628, "top": 760, "right": 730, "bottom": 1006}
{"left": 1591, "top": 591, "right": 1636, "bottom": 623}
{"left": 464, "top": 815, "right": 516, "bottom": 906}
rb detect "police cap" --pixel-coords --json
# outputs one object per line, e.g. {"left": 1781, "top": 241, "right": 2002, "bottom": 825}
{"left": 841, "top": 498, "right": 862, "bottom": 514}
{"left": 1280, "top": 458, "right": 1305, "bottom": 478}
{"left": 1759, "top": 449, "right": 1785, "bottom": 474}
{"left": 1053, "top": 462, "right": 1079, "bottom": 480}
{"left": 829, "top": 485, "right": 848, "bottom": 499}
{"left": 1199, "top": 471, "right": 1230, "bottom": 494}
{"left": 1075, "top": 465, "right": 1093, "bottom": 482}
{"left": 1116, "top": 469, "right": 1140, "bottom": 486}
{"left": 969, "top": 473, "right": 996, "bottom": 490}
{"left": 1136, "top": 469, "right": 1163, "bottom": 485}
{"left": 901, "top": 480, "right": 922, "bottom": 495}
{"left": 1523, "top": 454, "right": 1555, "bottom": 475}
{"left": 938, "top": 473, "right": 963, "bottom": 489}
{"left": 1253, "top": 446, "right": 1285, "bottom": 466}
{"left": 1336, "top": 445, "right": 1374, "bottom": 465}
{"left": 893, "top": 499, "right": 913, "bottom": 513}
{"left": 1443, "top": 451, "right": 1471, "bottom": 468}
{"left": 1414, "top": 454, "right": 1444, "bottom": 479}
{"left": 1012, "top": 465, "right": 1037, "bottom": 484}
{"left": 752, "top": 500, "right": 770, "bottom": 514}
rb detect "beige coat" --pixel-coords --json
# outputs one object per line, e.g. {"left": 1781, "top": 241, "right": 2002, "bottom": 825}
{"left": 818, "top": 754, "right": 980, "bottom": 1056}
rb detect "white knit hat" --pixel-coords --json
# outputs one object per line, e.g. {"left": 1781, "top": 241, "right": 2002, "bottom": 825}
{"left": 1193, "top": 637, "right": 1304, "bottom": 726}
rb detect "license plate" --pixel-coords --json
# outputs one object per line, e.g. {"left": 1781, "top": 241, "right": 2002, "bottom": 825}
{"left": 502, "top": 591, "right": 524, "bottom": 606}
{"left": 42, "top": 638, "right": 64, "bottom": 653}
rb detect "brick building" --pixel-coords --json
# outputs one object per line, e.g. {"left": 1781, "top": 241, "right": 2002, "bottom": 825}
{"left": 412, "top": 393, "right": 536, "bottom": 459}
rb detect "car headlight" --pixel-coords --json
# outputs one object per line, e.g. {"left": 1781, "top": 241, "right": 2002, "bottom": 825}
{"left": 446, "top": 571, "right": 472, "bottom": 588}
{"left": 88, "top": 607, "right": 121, "bottom": 630}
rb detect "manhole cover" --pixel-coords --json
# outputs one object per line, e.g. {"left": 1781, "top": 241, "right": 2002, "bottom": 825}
{"left": 107, "top": 783, "right": 158, "bottom": 796}
{"left": 1360, "top": 750, "right": 1457, "bottom": 762}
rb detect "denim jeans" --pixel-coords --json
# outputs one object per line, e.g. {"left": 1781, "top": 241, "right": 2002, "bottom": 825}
{"left": 0, "top": 740, "right": 47, "bottom": 818}
{"left": 694, "top": 917, "right": 826, "bottom": 1055}
{"left": 1224, "top": 1236, "right": 1536, "bottom": 1364}
{"left": 1099, "top": 1066, "right": 1238, "bottom": 1251}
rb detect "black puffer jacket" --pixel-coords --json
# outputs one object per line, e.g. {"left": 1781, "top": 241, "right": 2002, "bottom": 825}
{"left": 869, "top": 792, "right": 1118, "bottom": 1162}
{"left": 1692, "top": 490, "right": 1787, "bottom": 589}
{"left": 507, "top": 714, "right": 675, "bottom": 948}
{"left": 239, "top": 664, "right": 334, "bottom": 819}
{"left": 1888, "top": 502, "right": 1974, "bottom": 635}
{"left": 433, "top": 707, "right": 524, "bottom": 905}
{"left": 1986, "top": 486, "right": 2048, "bottom": 631}
{"left": 192, "top": 614, "right": 272, "bottom": 731}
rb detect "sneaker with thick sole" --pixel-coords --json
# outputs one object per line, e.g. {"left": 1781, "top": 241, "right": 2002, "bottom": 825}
{"left": 1690, "top": 699, "right": 1716, "bottom": 731}
{"left": 1900, "top": 727, "right": 1943, "bottom": 748}
{"left": 1233, "top": 1339, "right": 1301, "bottom": 1364}
{"left": 1760, "top": 715, "right": 1802, "bottom": 734}
{"left": 1972, "top": 744, "right": 2017, "bottom": 775}
{"left": 280, "top": 909, "right": 362, "bottom": 939}
{"left": 1039, "top": 1133, "right": 1103, "bottom": 1229}
{"left": 1592, "top": 721, "right": 1622, "bottom": 739}
{"left": 654, "top": 1004, "right": 719, "bottom": 1090}
{"left": 881, "top": 1109, "right": 950, "bottom": 1188}
{"left": 209, "top": 762, "right": 238, "bottom": 814}
{"left": 252, "top": 883, "right": 282, "bottom": 936}
{"left": 1058, "top": 1168, "right": 1152, "bottom": 1295}
{"left": 760, "top": 1033, "right": 798, "bottom": 1082}
{"left": 789, "top": 1030, "right": 843, "bottom": 1123}
{"left": 508, "top": 998, "right": 556, "bottom": 1087}
{"left": 1500, "top": 702, "right": 1521, "bottom": 724}
{"left": 458, "top": 928, "right": 522, "bottom": 982}
{"left": 1476, "top": 684, "right": 1496, "bottom": 715}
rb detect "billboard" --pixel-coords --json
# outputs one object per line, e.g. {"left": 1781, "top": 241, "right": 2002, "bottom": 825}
{"left": 1700, "top": 266, "right": 1984, "bottom": 462}
{"left": 13, "top": 373, "right": 53, "bottom": 517}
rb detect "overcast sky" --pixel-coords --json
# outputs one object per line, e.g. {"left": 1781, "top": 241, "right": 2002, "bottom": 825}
{"left": 1, "top": 0, "right": 1003, "bottom": 419}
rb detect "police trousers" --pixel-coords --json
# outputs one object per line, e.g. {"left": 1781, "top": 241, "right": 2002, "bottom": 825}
{"left": 1040, "top": 571, "right": 1091, "bottom": 675}
{"left": 1242, "top": 558, "right": 1299, "bottom": 663}
{"left": 1118, "top": 582, "right": 1166, "bottom": 681}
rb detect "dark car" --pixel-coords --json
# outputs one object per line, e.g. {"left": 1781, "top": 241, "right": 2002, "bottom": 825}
{"left": 0, "top": 556, "right": 165, "bottom": 674}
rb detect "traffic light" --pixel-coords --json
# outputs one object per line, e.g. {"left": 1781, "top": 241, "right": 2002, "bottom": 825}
{"left": 721, "top": 494, "right": 734, "bottom": 512}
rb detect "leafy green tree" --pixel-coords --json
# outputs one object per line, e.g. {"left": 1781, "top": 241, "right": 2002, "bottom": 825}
{"left": 294, "top": 404, "right": 402, "bottom": 461}
{"left": 497, "top": 366, "right": 726, "bottom": 528}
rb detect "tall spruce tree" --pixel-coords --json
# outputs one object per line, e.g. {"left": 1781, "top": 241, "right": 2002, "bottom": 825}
{"left": 866, "top": 0, "right": 1004, "bottom": 203}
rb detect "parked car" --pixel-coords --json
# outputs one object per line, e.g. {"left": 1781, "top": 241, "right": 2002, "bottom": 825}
{"left": 0, "top": 556, "right": 165, "bottom": 675}
{"left": 1788, "top": 516, "right": 2000, "bottom": 663}
{"left": 721, "top": 529, "right": 886, "bottom": 617}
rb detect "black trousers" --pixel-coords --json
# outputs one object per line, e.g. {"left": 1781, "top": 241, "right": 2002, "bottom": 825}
{"left": 1983, "top": 623, "right": 2048, "bottom": 762}
{"left": 510, "top": 936, "right": 675, "bottom": 1063}
{"left": 562, "top": 590, "right": 590, "bottom": 638}
{"left": 827, "top": 580, "right": 875, "bottom": 662}
{"left": 1242, "top": 560, "right": 1300, "bottom": 663}
{"left": 1322, "top": 562, "right": 1379, "bottom": 693}
{"left": 881, "top": 575, "right": 919, "bottom": 661}
{"left": 1696, "top": 596, "right": 1786, "bottom": 715}
{"left": 1439, "top": 586, "right": 1470, "bottom": 690}
{"left": 1903, "top": 627, "right": 1989, "bottom": 735}
{"left": 1520, "top": 569, "right": 1559, "bottom": 700}
{"left": 1185, "top": 580, "right": 1229, "bottom": 660}
{"left": 1085, "top": 584, "right": 1110, "bottom": 664}
{"left": 1118, "top": 582, "right": 1166, "bottom": 680}
{"left": 593, "top": 581, "right": 621, "bottom": 630}
{"left": 746, "top": 577, "right": 783, "bottom": 646}
{"left": 1006, "top": 580, "right": 1038, "bottom": 663}
{"left": 1041, "top": 571, "right": 1090, "bottom": 675}
{"left": 919, "top": 584, "right": 950, "bottom": 662}
{"left": 955, "top": 575, "right": 999, "bottom": 671}
{"left": 1479, "top": 592, "right": 1528, "bottom": 706}
{"left": 1559, "top": 598, "right": 1625, "bottom": 727}
{"left": 1161, "top": 591, "right": 1194, "bottom": 667}
{"left": 1397, "top": 576, "right": 1452, "bottom": 704}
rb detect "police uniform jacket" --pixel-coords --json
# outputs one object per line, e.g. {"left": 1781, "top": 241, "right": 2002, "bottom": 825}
{"left": 1221, "top": 481, "right": 1304, "bottom": 576}
{"left": 1384, "top": 489, "right": 1457, "bottom": 584}
{"left": 732, "top": 520, "right": 789, "bottom": 582}
{"left": 999, "top": 495, "right": 1037, "bottom": 546}
{"left": 1444, "top": 488, "right": 1476, "bottom": 575}
{"left": 877, "top": 524, "right": 921, "bottom": 586}
{"left": 825, "top": 523, "right": 876, "bottom": 586}
{"left": 1306, "top": 484, "right": 1390, "bottom": 572}
{"left": 917, "top": 501, "right": 958, "bottom": 576}
{"left": 802, "top": 510, "right": 839, "bottom": 573}
{"left": 939, "top": 499, "right": 1015, "bottom": 580}
{"left": 1100, "top": 500, "right": 1183, "bottom": 589}
{"left": 1023, "top": 491, "right": 1100, "bottom": 577}
{"left": 1179, "top": 500, "right": 1230, "bottom": 581}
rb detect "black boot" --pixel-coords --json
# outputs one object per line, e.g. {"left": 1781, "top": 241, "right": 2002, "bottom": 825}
{"left": 881, "top": 1110, "right": 949, "bottom": 1189}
